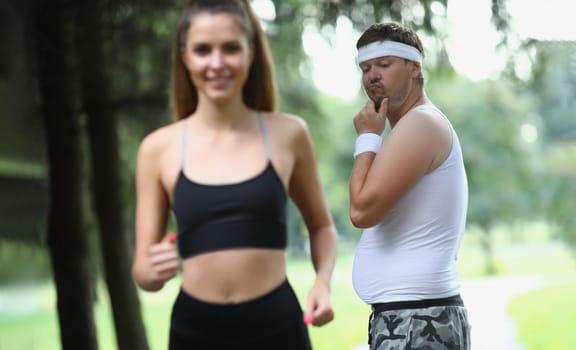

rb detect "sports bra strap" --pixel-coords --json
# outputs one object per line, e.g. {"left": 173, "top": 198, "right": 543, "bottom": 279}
{"left": 256, "top": 112, "right": 272, "bottom": 160}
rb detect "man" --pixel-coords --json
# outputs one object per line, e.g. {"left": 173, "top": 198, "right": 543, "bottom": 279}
{"left": 349, "top": 22, "right": 471, "bottom": 349}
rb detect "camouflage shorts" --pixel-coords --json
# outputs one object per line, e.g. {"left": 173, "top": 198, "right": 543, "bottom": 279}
{"left": 368, "top": 296, "right": 471, "bottom": 350}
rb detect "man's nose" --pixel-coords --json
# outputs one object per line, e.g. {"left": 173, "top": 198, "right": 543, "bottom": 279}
{"left": 366, "top": 67, "right": 381, "bottom": 82}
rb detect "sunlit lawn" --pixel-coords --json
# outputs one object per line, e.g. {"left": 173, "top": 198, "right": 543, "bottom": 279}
{"left": 0, "top": 235, "right": 574, "bottom": 350}
{"left": 509, "top": 283, "right": 576, "bottom": 350}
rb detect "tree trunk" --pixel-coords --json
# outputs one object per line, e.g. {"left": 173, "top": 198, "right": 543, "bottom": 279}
{"left": 480, "top": 226, "right": 498, "bottom": 275}
{"left": 35, "top": 1, "right": 99, "bottom": 349}
{"left": 76, "top": 1, "right": 150, "bottom": 349}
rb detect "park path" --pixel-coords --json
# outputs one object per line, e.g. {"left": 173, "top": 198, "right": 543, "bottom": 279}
{"left": 463, "top": 271, "right": 576, "bottom": 350}
{"left": 460, "top": 274, "right": 543, "bottom": 350}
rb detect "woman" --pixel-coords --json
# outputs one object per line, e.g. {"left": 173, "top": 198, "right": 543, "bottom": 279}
{"left": 131, "top": 1, "right": 338, "bottom": 349}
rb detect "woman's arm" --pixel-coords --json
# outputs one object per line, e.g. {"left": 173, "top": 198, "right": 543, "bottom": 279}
{"left": 287, "top": 116, "right": 338, "bottom": 326}
{"left": 132, "top": 131, "right": 179, "bottom": 291}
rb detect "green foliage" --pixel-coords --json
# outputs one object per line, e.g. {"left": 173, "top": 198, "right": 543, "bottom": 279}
{"left": 425, "top": 75, "right": 553, "bottom": 271}
{"left": 521, "top": 41, "right": 576, "bottom": 257}
{"left": 509, "top": 283, "right": 576, "bottom": 350}
{"left": 0, "top": 65, "right": 45, "bottom": 168}
{"left": 530, "top": 41, "right": 576, "bottom": 142}
{"left": 0, "top": 175, "right": 48, "bottom": 243}
{"left": 454, "top": 220, "right": 574, "bottom": 278}
{"left": 103, "top": 1, "right": 178, "bottom": 114}
{"left": 311, "top": 93, "right": 363, "bottom": 239}
{"left": 0, "top": 304, "right": 59, "bottom": 350}
{"left": 545, "top": 173, "right": 576, "bottom": 255}
{"left": 305, "top": 0, "right": 448, "bottom": 33}
{"left": 428, "top": 76, "right": 543, "bottom": 228}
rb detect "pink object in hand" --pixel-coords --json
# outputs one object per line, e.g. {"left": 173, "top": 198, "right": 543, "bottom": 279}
{"left": 303, "top": 315, "right": 313, "bottom": 325}
{"left": 167, "top": 233, "right": 177, "bottom": 242}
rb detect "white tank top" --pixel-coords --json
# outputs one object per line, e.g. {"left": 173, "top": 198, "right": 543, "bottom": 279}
{"left": 352, "top": 104, "right": 468, "bottom": 304}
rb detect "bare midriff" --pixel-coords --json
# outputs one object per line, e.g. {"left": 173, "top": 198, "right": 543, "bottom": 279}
{"left": 180, "top": 249, "right": 286, "bottom": 304}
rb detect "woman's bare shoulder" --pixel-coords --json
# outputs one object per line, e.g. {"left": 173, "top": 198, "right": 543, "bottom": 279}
{"left": 138, "top": 120, "right": 183, "bottom": 159}
{"left": 262, "top": 111, "right": 310, "bottom": 137}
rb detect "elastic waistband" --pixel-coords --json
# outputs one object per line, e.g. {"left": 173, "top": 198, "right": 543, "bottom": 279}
{"left": 371, "top": 294, "right": 464, "bottom": 314}
{"left": 177, "top": 278, "right": 291, "bottom": 310}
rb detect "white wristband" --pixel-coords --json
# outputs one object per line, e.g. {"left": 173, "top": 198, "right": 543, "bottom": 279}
{"left": 354, "top": 133, "right": 382, "bottom": 158}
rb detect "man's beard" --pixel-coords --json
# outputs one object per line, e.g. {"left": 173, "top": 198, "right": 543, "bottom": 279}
{"left": 366, "top": 83, "right": 387, "bottom": 112}
{"left": 370, "top": 94, "right": 386, "bottom": 112}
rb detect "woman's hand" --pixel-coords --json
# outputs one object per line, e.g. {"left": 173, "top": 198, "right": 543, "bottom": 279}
{"left": 303, "top": 278, "right": 334, "bottom": 327}
{"left": 141, "top": 233, "right": 180, "bottom": 290}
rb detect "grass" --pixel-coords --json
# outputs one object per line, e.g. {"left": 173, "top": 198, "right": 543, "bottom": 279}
{"left": 289, "top": 253, "right": 371, "bottom": 350}
{"left": 0, "top": 236, "right": 574, "bottom": 350}
{"left": 509, "top": 283, "right": 576, "bottom": 350}
{"left": 0, "top": 285, "right": 60, "bottom": 350}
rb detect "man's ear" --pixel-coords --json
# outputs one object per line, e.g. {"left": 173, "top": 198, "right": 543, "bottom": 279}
{"left": 411, "top": 61, "right": 422, "bottom": 79}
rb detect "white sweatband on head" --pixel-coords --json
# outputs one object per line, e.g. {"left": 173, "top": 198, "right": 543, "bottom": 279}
{"left": 357, "top": 41, "right": 422, "bottom": 65}
{"left": 354, "top": 133, "right": 382, "bottom": 159}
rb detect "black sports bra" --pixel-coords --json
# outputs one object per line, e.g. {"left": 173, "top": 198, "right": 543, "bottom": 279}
{"left": 172, "top": 114, "right": 288, "bottom": 259}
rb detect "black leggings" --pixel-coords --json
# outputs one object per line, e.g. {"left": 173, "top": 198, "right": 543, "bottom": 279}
{"left": 169, "top": 279, "right": 312, "bottom": 350}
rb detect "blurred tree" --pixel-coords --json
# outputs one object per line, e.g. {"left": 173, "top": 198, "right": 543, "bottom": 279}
{"left": 76, "top": 0, "right": 149, "bottom": 348}
{"left": 429, "top": 76, "right": 541, "bottom": 274}
{"left": 527, "top": 41, "right": 576, "bottom": 142}
{"left": 530, "top": 41, "right": 576, "bottom": 258}
{"left": 313, "top": 93, "right": 362, "bottom": 240}
{"left": 545, "top": 171, "right": 576, "bottom": 258}
{"left": 35, "top": 0, "right": 99, "bottom": 348}
{"left": 1, "top": 0, "right": 173, "bottom": 348}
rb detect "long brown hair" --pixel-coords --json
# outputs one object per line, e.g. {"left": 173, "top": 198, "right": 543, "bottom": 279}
{"left": 170, "top": 0, "right": 278, "bottom": 120}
